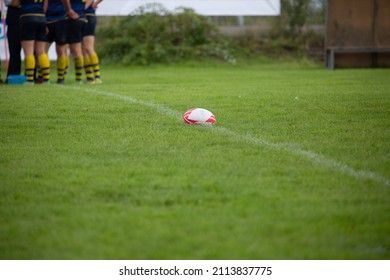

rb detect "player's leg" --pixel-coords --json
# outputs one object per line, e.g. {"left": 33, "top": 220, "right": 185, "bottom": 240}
{"left": 68, "top": 18, "right": 86, "bottom": 83}
{"left": 36, "top": 40, "right": 50, "bottom": 83}
{"left": 20, "top": 18, "right": 37, "bottom": 84}
{"left": 82, "top": 15, "right": 100, "bottom": 83}
{"left": 70, "top": 42, "right": 84, "bottom": 83}
{"left": 6, "top": 6, "right": 22, "bottom": 79}
{"left": 39, "top": 24, "right": 54, "bottom": 84}
{"left": 53, "top": 19, "right": 69, "bottom": 84}
{"left": 21, "top": 40, "right": 36, "bottom": 83}
{"left": 35, "top": 20, "right": 50, "bottom": 83}
{"left": 82, "top": 35, "right": 95, "bottom": 83}
{"left": 56, "top": 44, "right": 69, "bottom": 84}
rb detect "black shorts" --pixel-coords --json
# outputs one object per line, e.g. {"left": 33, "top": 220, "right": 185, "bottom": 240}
{"left": 67, "top": 18, "right": 86, "bottom": 44}
{"left": 20, "top": 15, "right": 47, "bottom": 41}
{"left": 84, "top": 15, "right": 97, "bottom": 37}
{"left": 46, "top": 19, "right": 68, "bottom": 45}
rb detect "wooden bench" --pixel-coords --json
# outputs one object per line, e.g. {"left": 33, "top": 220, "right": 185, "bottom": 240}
{"left": 325, "top": 47, "right": 390, "bottom": 69}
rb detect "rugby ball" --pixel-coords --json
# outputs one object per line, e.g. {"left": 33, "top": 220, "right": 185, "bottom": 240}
{"left": 183, "top": 108, "right": 216, "bottom": 125}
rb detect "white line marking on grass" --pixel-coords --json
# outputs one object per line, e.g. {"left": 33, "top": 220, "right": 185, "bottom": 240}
{"left": 86, "top": 87, "right": 183, "bottom": 120}
{"left": 213, "top": 127, "right": 390, "bottom": 187}
{"left": 72, "top": 86, "right": 390, "bottom": 187}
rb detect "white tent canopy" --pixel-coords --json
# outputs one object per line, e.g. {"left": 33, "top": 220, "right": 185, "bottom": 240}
{"left": 97, "top": 0, "right": 281, "bottom": 16}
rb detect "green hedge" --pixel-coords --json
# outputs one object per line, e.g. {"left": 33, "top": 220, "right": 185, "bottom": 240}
{"left": 97, "top": 3, "right": 236, "bottom": 65}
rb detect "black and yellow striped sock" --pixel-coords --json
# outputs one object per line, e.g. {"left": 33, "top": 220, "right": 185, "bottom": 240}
{"left": 57, "top": 56, "right": 68, "bottom": 82}
{"left": 74, "top": 57, "right": 84, "bottom": 82}
{"left": 25, "top": 55, "right": 35, "bottom": 83}
{"left": 38, "top": 54, "right": 50, "bottom": 82}
{"left": 36, "top": 65, "right": 42, "bottom": 81}
{"left": 65, "top": 55, "right": 70, "bottom": 76}
{"left": 84, "top": 56, "right": 94, "bottom": 82}
{"left": 90, "top": 53, "right": 101, "bottom": 79}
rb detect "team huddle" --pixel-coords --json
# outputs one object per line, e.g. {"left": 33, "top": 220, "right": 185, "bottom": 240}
{"left": 10, "top": 0, "right": 102, "bottom": 85}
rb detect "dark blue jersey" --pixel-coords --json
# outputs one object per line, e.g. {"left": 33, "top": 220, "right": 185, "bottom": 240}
{"left": 46, "top": 0, "right": 66, "bottom": 22}
{"left": 20, "top": 0, "right": 45, "bottom": 17}
{"left": 70, "top": 0, "right": 86, "bottom": 18}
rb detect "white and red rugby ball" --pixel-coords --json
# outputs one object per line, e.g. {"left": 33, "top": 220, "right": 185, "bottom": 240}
{"left": 183, "top": 108, "right": 216, "bottom": 125}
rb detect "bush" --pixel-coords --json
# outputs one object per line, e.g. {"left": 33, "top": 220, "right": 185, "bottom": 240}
{"left": 97, "top": 3, "right": 236, "bottom": 65}
{"left": 278, "top": 0, "right": 310, "bottom": 38}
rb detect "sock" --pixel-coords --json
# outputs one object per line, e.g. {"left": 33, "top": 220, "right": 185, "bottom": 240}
{"left": 25, "top": 55, "right": 36, "bottom": 82}
{"left": 57, "top": 56, "right": 68, "bottom": 81}
{"left": 84, "top": 55, "right": 94, "bottom": 81}
{"left": 35, "top": 65, "right": 42, "bottom": 81}
{"left": 90, "top": 53, "right": 101, "bottom": 79}
{"left": 74, "top": 57, "right": 84, "bottom": 82}
{"left": 37, "top": 54, "right": 50, "bottom": 82}
{"left": 65, "top": 55, "right": 70, "bottom": 76}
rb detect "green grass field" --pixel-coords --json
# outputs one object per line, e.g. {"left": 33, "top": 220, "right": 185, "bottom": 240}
{"left": 0, "top": 60, "right": 389, "bottom": 259}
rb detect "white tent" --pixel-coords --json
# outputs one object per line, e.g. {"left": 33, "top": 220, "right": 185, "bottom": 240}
{"left": 97, "top": 0, "right": 281, "bottom": 16}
